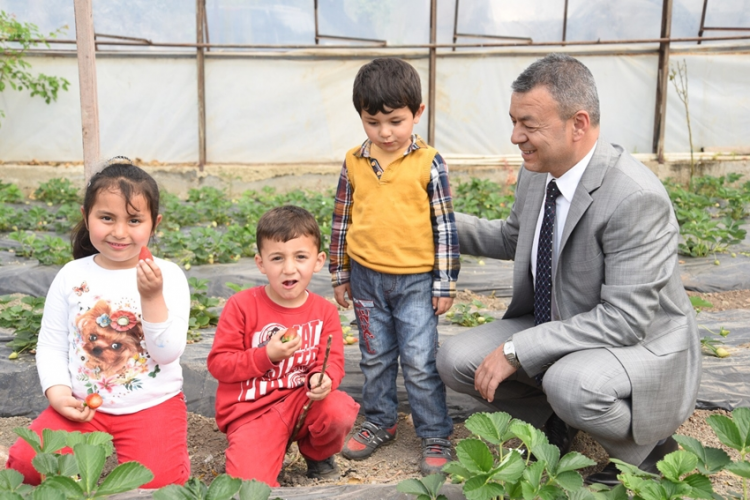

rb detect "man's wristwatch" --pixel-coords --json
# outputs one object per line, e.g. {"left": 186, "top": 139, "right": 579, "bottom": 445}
{"left": 503, "top": 339, "right": 521, "bottom": 369}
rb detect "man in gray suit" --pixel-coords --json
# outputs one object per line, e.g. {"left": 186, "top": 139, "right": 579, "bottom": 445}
{"left": 437, "top": 54, "right": 700, "bottom": 485}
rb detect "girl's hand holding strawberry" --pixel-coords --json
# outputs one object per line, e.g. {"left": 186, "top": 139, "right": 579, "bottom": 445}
{"left": 45, "top": 385, "right": 96, "bottom": 423}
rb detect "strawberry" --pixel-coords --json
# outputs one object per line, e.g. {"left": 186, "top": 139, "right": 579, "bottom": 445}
{"left": 84, "top": 393, "right": 103, "bottom": 409}
{"left": 139, "top": 246, "right": 153, "bottom": 261}
{"left": 280, "top": 327, "right": 299, "bottom": 343}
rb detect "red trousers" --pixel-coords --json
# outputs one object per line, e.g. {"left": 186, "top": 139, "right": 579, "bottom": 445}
{"left": 225, "top": 388, "right": 359, "bottom": 487}
{"left": 6, "top": 394, "right": 189, "bottom": 489}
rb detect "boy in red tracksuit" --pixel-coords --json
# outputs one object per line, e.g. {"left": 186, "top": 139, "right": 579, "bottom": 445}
{"left": 207, "top": 206, "right": 359, "bottom": 486}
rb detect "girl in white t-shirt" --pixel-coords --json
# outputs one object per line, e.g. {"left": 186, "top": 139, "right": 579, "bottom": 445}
{"left": 7, "top": 157, "right": 190, "bottom": 488}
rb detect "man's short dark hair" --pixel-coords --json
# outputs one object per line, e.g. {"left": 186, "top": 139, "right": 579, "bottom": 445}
{"left": 256, "top": 205, "right": 322, "bottom": 253}
{"left": 353, "top": 58, "right": 422, "bottom": 116}
{"left": 512, "top": 53, "right": 600, "bottom": 126}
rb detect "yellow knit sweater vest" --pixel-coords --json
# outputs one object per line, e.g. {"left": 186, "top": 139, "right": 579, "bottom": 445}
{"left": 345, "top": 141, "right": 437, "bottom": 275}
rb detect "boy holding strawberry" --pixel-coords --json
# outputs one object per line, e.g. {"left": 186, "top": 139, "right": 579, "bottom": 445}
{"left": 207, "top": 206, "right": 359, "bottom": 486}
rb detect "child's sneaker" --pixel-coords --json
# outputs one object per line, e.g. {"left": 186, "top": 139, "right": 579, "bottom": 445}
{"left": 420, "top": 438, "right": 453, "bottom": 476}
{"left": 341, "top": 421, "right": 397, "bottom": 460}
{"left": 305, "top": 455, "right": 340, "bottom": 480}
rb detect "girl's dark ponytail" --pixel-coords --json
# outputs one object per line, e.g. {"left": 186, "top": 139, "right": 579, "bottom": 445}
{"left": 71, "top": 157, "right": 160, "bottom": 261}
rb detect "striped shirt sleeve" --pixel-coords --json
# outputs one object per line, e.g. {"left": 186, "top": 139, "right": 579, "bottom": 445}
{"left": 329, "top": 160, "right": 352, "bottom": 286}
{"left": 428, "top": 153, "right": 460, "bottom": 297}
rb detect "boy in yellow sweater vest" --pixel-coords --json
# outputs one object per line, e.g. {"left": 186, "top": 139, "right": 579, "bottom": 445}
{"left": 329, "top": 58, "right": 460, "bottom": 476}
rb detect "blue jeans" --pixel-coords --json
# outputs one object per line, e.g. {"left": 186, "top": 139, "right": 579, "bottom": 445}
{"left": 350, "top": 259, "right": 452, "bottom": 439}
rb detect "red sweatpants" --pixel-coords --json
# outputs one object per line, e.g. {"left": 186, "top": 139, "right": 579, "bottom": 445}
{"left": 225, "top": 388, "right": 359, "bottom": 487}
{"left": 6, "top": 393, "right": 189, "bottom": 489}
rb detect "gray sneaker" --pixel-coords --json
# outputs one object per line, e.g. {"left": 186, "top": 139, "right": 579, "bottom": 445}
{"left": 305, "top": 455, "right": 340, "bottom": 480}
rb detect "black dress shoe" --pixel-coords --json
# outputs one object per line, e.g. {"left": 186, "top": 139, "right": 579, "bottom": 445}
{"left": 543, "top": 413, "right": 579, "bottom": 456}
{"left": 585, "top": 436, "right": 679, "bottom": 486}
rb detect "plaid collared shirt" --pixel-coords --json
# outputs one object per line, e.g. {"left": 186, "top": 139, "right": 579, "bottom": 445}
{"left": 329, "top": 135, "right": 460, "bottom": 297}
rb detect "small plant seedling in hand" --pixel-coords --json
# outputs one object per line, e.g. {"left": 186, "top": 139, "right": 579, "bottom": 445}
{"left": 139, "top": 246, "right": 153, "bottom": 261}
{"left": 84, "top": 393, "right": 103, "bottom": 409}
{"left": 280, "top": 327, "right": 299, "bottom": 343}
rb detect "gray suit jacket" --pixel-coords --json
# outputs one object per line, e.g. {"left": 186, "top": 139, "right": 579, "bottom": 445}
{"left": 456, "top": 141, "right": 700, "bottom": 445}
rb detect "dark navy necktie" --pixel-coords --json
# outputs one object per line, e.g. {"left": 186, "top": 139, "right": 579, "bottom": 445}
{"left": 534, "top": 179, "right": 561, "bottom": 326}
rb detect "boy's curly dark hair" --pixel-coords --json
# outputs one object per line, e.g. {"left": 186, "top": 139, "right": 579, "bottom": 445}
{"left": 352, "top": 58, "right": 422, "bottom": 116}
{"left": 256, "top": 206, "right": 322, "bottom": 253}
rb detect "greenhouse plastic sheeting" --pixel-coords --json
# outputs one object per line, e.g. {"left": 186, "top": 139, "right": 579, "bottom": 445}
{"left": 694, "top": 310, "right": 750, "bottom": 411}
{"left": 1, "top": 44, "right": 749, "bottom": 163}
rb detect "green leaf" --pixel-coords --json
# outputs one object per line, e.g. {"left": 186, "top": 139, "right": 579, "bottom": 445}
{"left": 732, "top": 407, "right": 750, "bottom": 447}
{"left": 464, "top": 412, "right": 513, "bottom": 445}
{"left": 153, "top": 484, "right": 197, "bottom": 500}
{"left": 673, "top": 435, "right": 731, "bottom": 474}
{"left": 689, "top": 296, "right": 713, "bottom": 309}
{"left": 238, "top": 479, "right": 273, "bottom": 500}
{"left": 83, "top": 432, "right": 115, "bottom": 457}
{"left": 611, "top": 458, "right": 657, "bottom": 478}
{"left": 31, "top": 482, "right": 67, "bottom": 500}
{"left": 396, "top": 478, "right": 431, "bottom": 496}
{"left": 537, "top": 484, "right": 564, "bottom": 500}
{"left": 456, "top": 439, "right": 494, "bottom": 474}
{"left": 510, "top": 421, "right": 545, "bottom": 450}
{"left": 0, "top": 469, "right": 24, "bottom": 490}
{"left": 522, "top": 460, "right": 545, "bottom": 488}
{"left": 706, "top": 414, "right": 743, "bottom": 451}
{"left": 463, "top": 474, "right": 504, "bottom": 500}
{"left": 656, "top": 450, "right": 698, "bottom": 481}
{"left": 554, "top": 470, "right": 583, "bottom": 491}
{"left": 31, "top": 453, "right": 61, "bottom": 477}
{"left": 37, "top": 476, "right": 83, "bottom": 499}
{"left": 566, "top": 488, "right": 598, "bottom": 500}
{"left": 490, "top": 449, "right": 525, "bottom": 483}
{"left": 205, "top": 474, "right": 242, "bottom": 500}
{"left": 57, "top": 454, "right": 78, "bottom": 478}
{"left": 632, "top": 480, "right": 667, "bottom": 500}
{"left": 530, "top": 441, "right": 560, "bottom": 474}
{"left": 604, "top": 484, "right": 630, "bottom": 500}
{"left": 13, "top": 427, "right": 41, "bottom": 453}
{"left": 660, "top": 478, "right": 692, "bottom": 499}
{"left": 557, "top": 452, "right": 597, "bottom": 473}
{"left": 682, "top": 473, "right": 715, "bottom": 499}
{"left": 726, "top": 460, "right": 750, "bottom": 478}
{"left": 442, "top": 461, "right": 472, "bottom": 479}
{"left": 96, "top": 461, "right": 154, "bottom": 496}
{"left": 40, "top": 429, "right": 68, "bottom": 454}
{"left": 73, "top": 443, "right": 106, "bottom": 495}
{"left": 419, "top": 474, "right": 446, "bottom": 497}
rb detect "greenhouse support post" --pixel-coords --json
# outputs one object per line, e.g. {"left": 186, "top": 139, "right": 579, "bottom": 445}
{"left": 428, "top": 0, "right": 437, "bottom": 146}
{"left": 197, "top": 0, "right": 207, "bottom": 169}
{"left": 73, "top": 0, "right": 101, "bottom": 180}
{"left": 653, "top": 0, "right": 673, "bottom": 164}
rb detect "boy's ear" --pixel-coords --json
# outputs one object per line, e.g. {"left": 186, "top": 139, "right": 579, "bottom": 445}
{"left": 412, "top": 103, "right": 426, "bottom": 124}
{"left": 254, "top": 253, "right": 267, "bottom": 275}
{"left": 313, "top": 251, "right": 326, "bottom": 273}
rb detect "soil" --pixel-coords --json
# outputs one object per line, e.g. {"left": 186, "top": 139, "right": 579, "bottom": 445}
{"left": 1, "top": 289, "right": 748, "bottom": 496}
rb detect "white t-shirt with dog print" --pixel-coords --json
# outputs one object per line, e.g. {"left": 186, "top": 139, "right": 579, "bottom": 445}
{"left": 36, "top": 255, "right": 190, "bottom": 415}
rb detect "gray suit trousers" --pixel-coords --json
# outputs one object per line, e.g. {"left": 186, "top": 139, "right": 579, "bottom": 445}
{"left": 437, "top": 316, "right": 660, "bottom": 465}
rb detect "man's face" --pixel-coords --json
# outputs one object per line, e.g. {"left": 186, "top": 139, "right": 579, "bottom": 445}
{"left": 509, "top": 86, "right": 576, "bottom": 177}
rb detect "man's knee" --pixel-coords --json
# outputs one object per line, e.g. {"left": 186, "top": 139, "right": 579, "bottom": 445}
{"left": 437, "top": 335, "right": 477, "bottom": 392}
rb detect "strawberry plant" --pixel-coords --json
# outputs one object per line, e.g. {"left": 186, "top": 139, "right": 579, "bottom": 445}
{"left": 6, "top": 230, "right": 72, "bottom": 265}
{"left": 33, "top": 178, "right": 80, "bottom": 204}
{"left": 154, "top": 475, "right": 273, "bottom": 500}
{"left": 5, "top": 427, "right": 153, "bottom": 498}
{"left": 0, "top": 294, "right": 44, "bottom": 357}
{"left": 0, "top": 180, "right": 23, "bottom": 202}
{"left": 453, "top": 178, "right": 515, "bottom": 221}
{"left": 445, "top": 300, "right": 495, "bottom": 327}
{"left": 188, "top": 277, "right": 221, "bottom": 342}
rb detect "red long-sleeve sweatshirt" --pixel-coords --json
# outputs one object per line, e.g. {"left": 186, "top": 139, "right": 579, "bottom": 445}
{"left": 207, "top": 286, "right": 345, "bottom": 433}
